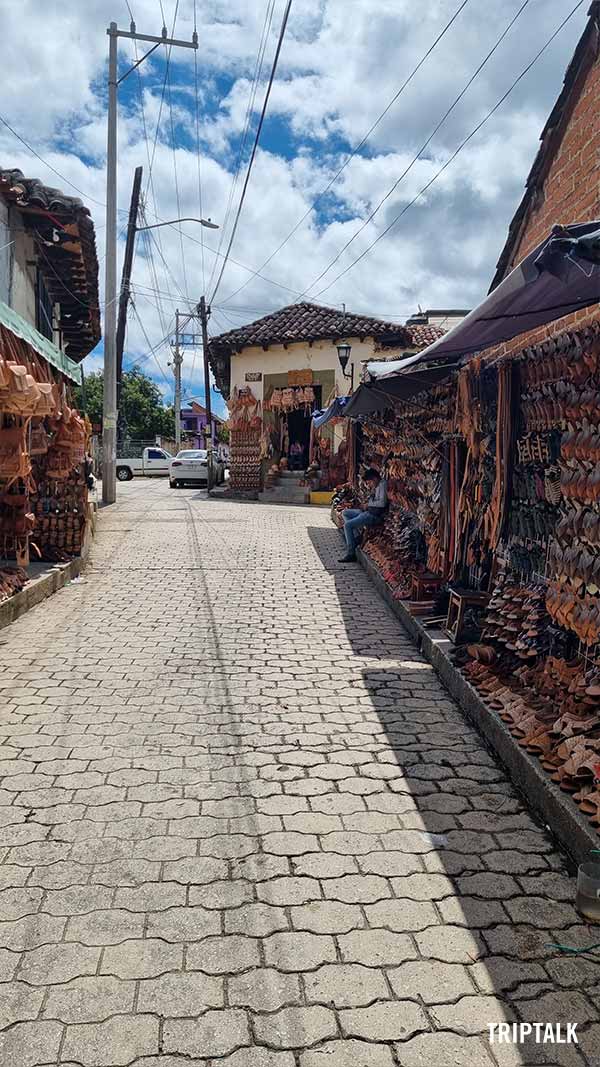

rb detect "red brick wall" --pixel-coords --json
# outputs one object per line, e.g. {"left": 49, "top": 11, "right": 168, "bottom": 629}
{"left": 487, "top": 43, "right": 600, "bottom": 361}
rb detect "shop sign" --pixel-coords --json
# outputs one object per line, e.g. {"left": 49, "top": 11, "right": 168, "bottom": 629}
{"left": 245, "top": 371, "right": 262, "bottom": 382}
{"left": 288, "top": 369, "right": 313, "bottom": 386}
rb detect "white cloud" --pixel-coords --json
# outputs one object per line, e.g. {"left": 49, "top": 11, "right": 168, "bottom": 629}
{"left": 0, "top": 0, "right": 588, "bottom": 398}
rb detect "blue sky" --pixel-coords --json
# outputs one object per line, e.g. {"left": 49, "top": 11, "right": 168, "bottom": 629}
{"left": 0, "top": 1, "right": 589, "bottom": 417}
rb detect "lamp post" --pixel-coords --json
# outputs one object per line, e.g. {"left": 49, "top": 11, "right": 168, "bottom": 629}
{"left": 136, "top": 217, "right": 219, "bottom": 232}
{"left": 336, "top": 341, "right": 354, "bottom": 393}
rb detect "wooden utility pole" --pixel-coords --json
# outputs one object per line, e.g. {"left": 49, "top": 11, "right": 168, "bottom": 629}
{"left": 199, "top": 295, "right": 214, "bottom": 492}
{"left": 116, "top": 165, "right": 143, "bottom": 448}
{"left": 102, "top": 19, "right": 197, "bottom": 504}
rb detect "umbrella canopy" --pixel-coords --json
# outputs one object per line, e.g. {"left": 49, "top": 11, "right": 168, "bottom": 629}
{"left": 405, "top": 220, "right": 600, "bottom": 367}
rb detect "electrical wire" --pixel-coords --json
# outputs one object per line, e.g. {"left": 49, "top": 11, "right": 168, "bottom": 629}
{"left": 192, "top": 0, "right": 205, "bottom": 292}
{"left": 297, "top": 0, "right": 532, "bottom": 299}
{"left": 165, "top": 34, "right": 190, "bottom": 300}
{"left": 209, "top": 0, "right": 293, "bottom": 304}
{"left": 206, "top": 0, "right": 277, "bottom": 296}
{"left": 127, "top": 300, "right": 173, "bottom": 389}
{"left": 219, "top": 0, "right": 472, "bottom": 305}
{"left": 308, "top": 0, "right": 587, "bottom": 300}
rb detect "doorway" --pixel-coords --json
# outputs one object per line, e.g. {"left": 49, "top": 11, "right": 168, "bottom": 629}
{"left": 287, "top": 386, "right": 321, "bottom": 469}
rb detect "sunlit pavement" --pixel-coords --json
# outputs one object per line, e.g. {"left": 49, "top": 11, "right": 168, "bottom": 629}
{"left": 0, "top": 479, "right": 597, "bottom": 1066}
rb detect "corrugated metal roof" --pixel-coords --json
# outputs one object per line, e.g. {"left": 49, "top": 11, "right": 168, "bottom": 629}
{"left": 0, "top": 299, "right": 82, "bottom": 383}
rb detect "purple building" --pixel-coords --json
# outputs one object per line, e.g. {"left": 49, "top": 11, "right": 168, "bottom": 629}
{"left": 180, "top": 401, "right": 225, "bottom": 448}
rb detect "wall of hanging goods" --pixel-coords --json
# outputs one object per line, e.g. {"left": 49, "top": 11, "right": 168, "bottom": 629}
{"left": 0, "top": 327, "right": 91, "bottom": 604}
{"left": 333, "top": 320, "right": 600, "bottom": 834}
{"left": 227, "top": 386, "right": 263, "bottom": 493}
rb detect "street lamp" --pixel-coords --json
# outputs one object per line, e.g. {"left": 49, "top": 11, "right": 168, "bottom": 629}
{"left": 136, "top": 217, "right": 219, "bottom": 232}
{"left": 336, "top": 341, "right": 354, "bottom": 392}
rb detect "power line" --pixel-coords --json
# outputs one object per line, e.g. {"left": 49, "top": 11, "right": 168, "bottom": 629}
{"left": 310, "top": 0, "right": 587, "bottom": 300}
{"left": 209, "top": 0, "right": 293, "bottom": 304}
{"left": 298, "top": 0, "right": 532, "bottom": 300}
{"left": 219, "top": 0, "right": 471, "bottom": 305}
{"left": 207, "top": 0, "right": 276, "bottom": 296}
{"left": 192, "top": 0, "right": 205, "bottom": 292}
{"left": 165, "top": 20, "right": 189, "bottom": 300}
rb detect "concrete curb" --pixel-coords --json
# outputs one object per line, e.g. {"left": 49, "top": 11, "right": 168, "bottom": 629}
{"left": 355, "top": 545, "right": 599, "bottom": 866}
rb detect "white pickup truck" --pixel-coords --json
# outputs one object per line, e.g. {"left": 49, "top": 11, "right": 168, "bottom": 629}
{"left": 116, "top": 447, "right": 172, "bottom": 481}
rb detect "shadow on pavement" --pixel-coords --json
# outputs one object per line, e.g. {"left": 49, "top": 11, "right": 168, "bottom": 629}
{"left": 307, "top": 522, "right": 597, "bottom": 1066}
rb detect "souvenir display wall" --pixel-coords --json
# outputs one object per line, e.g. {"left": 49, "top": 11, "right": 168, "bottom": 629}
{"left": 228, "top": 387, "right": 262, "bottom": 492}
{"left": 333, "top": 321, "right": 600, "bottom": 832}
{"left": 0, "top": 326, "right": 90, "bottom": 583}
{"left": 353, "top": 381, "right": 455, "bottom": 597}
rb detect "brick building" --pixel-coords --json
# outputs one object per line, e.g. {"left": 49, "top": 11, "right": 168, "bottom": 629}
{"left": 487, "top": 1, "right": 600, "bottom": 359}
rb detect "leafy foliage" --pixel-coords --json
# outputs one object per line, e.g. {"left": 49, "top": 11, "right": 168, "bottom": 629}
{"left": 75, "top": 369, "right": 175, "bottom": 440}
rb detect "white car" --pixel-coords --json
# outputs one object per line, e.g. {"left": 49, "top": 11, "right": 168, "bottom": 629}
{"left": 169, "top": 449, "right": 225, "bottom": 488}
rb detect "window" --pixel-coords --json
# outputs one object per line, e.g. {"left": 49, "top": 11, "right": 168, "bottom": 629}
{"left": 36, "top": 268, "right": 54, "bottom": 342}
{"left": 148, "top": 449, "right": 166, "bottom": 460}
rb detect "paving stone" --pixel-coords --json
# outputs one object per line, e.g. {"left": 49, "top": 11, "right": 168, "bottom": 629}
{"left": 162, "top": 856, "right": 230, "bottom": 884}
{"left": 338, "top": 928, "right": 416, "bottom": 967}
{"left": 303, "top": 963, "right": 388, "bottom": 1007}
{"left": 254, "top": 1005, "right": 337, "bottom": 1049}
{"left": 225, "top": 902, "right": 289, "bottom": 937}
{"left": 340, "top": 999, "right": 429, "bottom": 1041}
{"left": 358, "top": 851, "right": 421, "bottom": 877}
{"left": 62, "top": 1013, "right": 159, "bottom": 1065}
{"left": 388, "top": 959, "right": 473, "bottom": 1003}
{"left": 299, "top": 1039, "right": 395, "bottom": 1067}
{"left": 290, "top": 901, "right": 363, "bottom": 934}
{"left": 190, "top": 879, "right": 255, "bottom": 909}
{"left": 291, "top": 853, "right": 358, "bottom": 879}
{"left": 187, "top": 935, "right": 261, "bottom": 974}
{"left": 163, "top": 1009, "right": 250, "bottom": 1058}
{"left": 42, "top": 885, "right": 114, "bottom": 915}
{"left": 264, "top": 932, "right": 337, "bottom": 971}
{"left": 0, "top": 911, "right": 64, "bottom": 950}
{"left": 322, "top": 874, "right": 390, "bottom": 903}
{"left": 431, "top": 994, "right": 515, "bottom": 1035}
{"left": 258, "top": 876, "right": 321, "bottom": 905}
{"left": 0, "top": 1020, "right": 63, "bottom": 1067}
{"left": 0, "top": 485, "right": 593, "bottom": 1067}
{"left": 137, "top": 970, "right": 223, "bottom": 1015}
{"left": 415, "top": 925, "right": 486, "bottom": 963}
{"left": 364, "top": 898, "right": 439, "bottom": 932}
{"left": 43, "top": 975, "right": 136, "bottom": 1023}
{"left": 101, "top": 938, "right": 183, "bottom": 979}
{"left": 439, "top": 896, "right": 508, "bottom": 928}
{"left": 19, "top": 941, "right": 101, "bottom": 984}
{"left": 228, "top": 967, "right": 302, "bottom": 1011}
{"left": 0, "top": 980, "right": 44, "bottom": 1028}
{"left": 394, "top": 1032, "right": 495, "bottom": 1066}
{"left": 66, "top": 908, "right": 144, "bottom": 945}
{"left": 146, "top": 905, "right": 221, "bottom": 942}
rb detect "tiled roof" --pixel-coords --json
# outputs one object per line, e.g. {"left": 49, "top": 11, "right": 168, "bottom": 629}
{"left": 208, "top": 302, "right": 442, "bottom": 397}
{"left": 0, "top": 168, "right": 100, "bottom": 361}
{"left": 403, "top": 323, "right": 444, "bottom": 347}
{"left": 210, "top": 302, "right": 408, "bottom": 353}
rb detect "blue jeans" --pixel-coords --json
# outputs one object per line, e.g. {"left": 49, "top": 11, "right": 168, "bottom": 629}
{"left": 342, "top": 508, "right": 378, "bottom": 553}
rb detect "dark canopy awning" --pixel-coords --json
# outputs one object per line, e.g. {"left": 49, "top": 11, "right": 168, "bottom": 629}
{"left": 343, "top": 364, "right": 453, "bottom": 417}
{"left": 406, "top": 220, "right": 600, "bottom": 366}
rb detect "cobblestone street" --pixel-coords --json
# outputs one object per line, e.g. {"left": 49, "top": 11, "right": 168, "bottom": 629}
{"left": 0, "top": 480, "right": 599, "bottom": 1066}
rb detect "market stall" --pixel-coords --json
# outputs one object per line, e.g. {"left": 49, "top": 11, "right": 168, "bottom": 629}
{"left": 0, "top": 305, "right": 91, "bottom": 604}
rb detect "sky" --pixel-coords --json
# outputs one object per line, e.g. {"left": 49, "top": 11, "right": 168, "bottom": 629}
{"left": 0, "top": 0, "right": 589, "bottom": 416}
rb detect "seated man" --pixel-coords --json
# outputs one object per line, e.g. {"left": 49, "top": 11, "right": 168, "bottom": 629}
{"left": 339, "top": 467, "right": 388, "bottom": 563}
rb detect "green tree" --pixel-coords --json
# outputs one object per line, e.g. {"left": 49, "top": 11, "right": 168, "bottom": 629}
{"left": 75, "top": 369, "right": 175, "bottom": 440}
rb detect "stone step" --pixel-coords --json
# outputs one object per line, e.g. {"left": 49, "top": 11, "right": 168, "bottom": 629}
{"left": 258, "top": 487, "right": 310, "bottom": 504}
